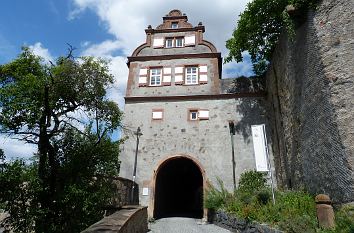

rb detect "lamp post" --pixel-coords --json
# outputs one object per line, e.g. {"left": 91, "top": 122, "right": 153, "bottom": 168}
{"left": 131, "top": 127, "right": 142, "bottom": 204}
{"left": 229, "top": 121, "right": 236, "bottom": 192}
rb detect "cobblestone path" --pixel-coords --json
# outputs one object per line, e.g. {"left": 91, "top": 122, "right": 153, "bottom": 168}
{"left": 149, "top": 217, "right": 231, "bottom": 233}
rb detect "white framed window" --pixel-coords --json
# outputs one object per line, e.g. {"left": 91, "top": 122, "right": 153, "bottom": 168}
{"left": 165, "top": 37, "right": 184, "bottom": 48}
{"left": 152, "top": 110, "right": 163, "bottom": 120}
{"left": 189, "top": 110, "right": 198, "bottom": 120}
{"left": 185, "top": 67, "right": 198, "bottom": 85}
{"left": 150, "top": 68, "right": 162, "bottom": 86}
{"left": 165, "top": 38, "right": 173, "bottom": 48}
{"left": 176, "top": 38, "right": 184, "bottom": 47}
{"left": 171, "top": 22, "right": 178, "bottom": 29}
{"left": 188, "top": 109, "right": 209, "bottom": 121}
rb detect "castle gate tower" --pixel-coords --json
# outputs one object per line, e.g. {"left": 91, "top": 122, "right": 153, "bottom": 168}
{"left": 119, "top": 9, "right": 272, "bottom": 219}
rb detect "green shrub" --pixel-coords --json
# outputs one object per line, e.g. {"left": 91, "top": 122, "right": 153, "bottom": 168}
{"left": 278, "top": 214, "right": 316, "bottom": 233}
{"left": 321, "top": 205, "right": 354, "bottom": 233}
{"left": 205, "top": 171, "right": 319, "bottom": 232}
{"left": 204, "top": 178, "right": 232, "bottom": 210}
{"left": 238, "top": 170, "right": 267, "bottom": 195}
{"left": 256, "top": 188, "right": 272, "bottom": 205}
{"left": 335, "top": 205, "right": 354, "bottom": 233}
{"left": 205, "top": 171, "right": 354, "bottom": 233}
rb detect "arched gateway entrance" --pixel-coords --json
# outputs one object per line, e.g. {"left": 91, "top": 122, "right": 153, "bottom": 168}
{"left": 153, "top": 156, "right": 204, "bottom": 219}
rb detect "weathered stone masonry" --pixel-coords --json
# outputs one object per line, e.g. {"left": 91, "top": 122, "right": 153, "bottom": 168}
{"left": 119, "top": 1, "right": 353, "bottom": 219}
{"left": 266, "top": 0, "right": 354, "bottom": 203}
{"left": 119, "top": 10, "right": 274, "bottom": 218}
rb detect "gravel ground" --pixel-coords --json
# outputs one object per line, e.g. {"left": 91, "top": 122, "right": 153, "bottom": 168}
{"left": 149, "top": 217, "right": 232, "bottom": 233}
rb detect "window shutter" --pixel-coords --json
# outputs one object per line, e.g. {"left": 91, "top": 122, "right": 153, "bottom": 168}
{"left": 153, "top": 37, "right": 164, "bottom": 48}
{"left": 163, "top": 67, "right": 171, "bottom": 86}
{"left": 198, "top": 110, "right": 209, "bottom": 120}
{"left": 174, "top": 66, "right": 184, "bottom": 85}
{"left": 152, "top": 110, "right": 163, "bottom": 120}
{"left": 199, "top": 65, "right": 207, "bottom": 73}
{"left": 199, "top": 65, "right": 208, "bottom": 84}
{"left": 138, "top": 68, "right": 148, "bottom": 86}
{"left": 184, "top": 35, "right": 195, "bottom": 46}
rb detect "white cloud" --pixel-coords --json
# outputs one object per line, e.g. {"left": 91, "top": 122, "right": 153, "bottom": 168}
{"left": 82, "top": 42, "right": 128, "bottom": 108}
{"left": 73, "top": 0, "right": 253, "bottom": 109}
{"left": 72, "top": 0, "right": 252, "bottom": 59}
{"left": 80, "top": 41, "right": 91, "bottom": 47}
{"left": 81, "top": 40, "right": 122, "bottom": 57}
{"left": 105, "top": 56, "right": 129, "bottom": 108}
{"left": 29, "top": 42, "right": 54, "bottom": 62}
{"left": 0, "top": 135, "right": 36, "bottom": 160}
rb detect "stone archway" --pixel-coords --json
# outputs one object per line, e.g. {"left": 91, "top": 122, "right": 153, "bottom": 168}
{"left": 152, "top": 155, "right": 205, "bottom": 219}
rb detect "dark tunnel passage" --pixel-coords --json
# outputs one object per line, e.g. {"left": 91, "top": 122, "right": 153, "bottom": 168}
{"left": 154, "top": 157, "right": 203, "bottom": 219}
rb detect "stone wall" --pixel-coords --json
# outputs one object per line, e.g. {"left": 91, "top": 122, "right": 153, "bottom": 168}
{"left": 120, "top": 95, "right": 273, "bottom": 215}
{"left": 266, "top": 0, "right": 354, "bottom": 203}
{"left": 109, "top": 177, "right": 139, "bottom": 210}
{"left": 210, "top": 210, "right": 282, "bottom": 233}
{"left": 81, "top": 206, "right": 148, "bottom": 233}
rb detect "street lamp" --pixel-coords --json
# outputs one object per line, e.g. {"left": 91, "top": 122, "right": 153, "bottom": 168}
{"left": 228, "top": 121, "right": 236, "bottom": 192}
{"left": 131, "top": 127, "right": 142, "bottom": 204}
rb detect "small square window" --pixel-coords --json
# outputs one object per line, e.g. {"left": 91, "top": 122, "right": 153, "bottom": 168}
{"left": 176, "top": 38, "right": 184, "bottom": 47}
{"left": 152, "top": 110, "right": 163, "bottom": 120}
{"left": 190, "top": 110, "right": 198, "bottom": 120}
{"left": 165, "top": 38, "right": 173, "bottom": 48}
{"left": 171, "top": 22, "right": 178, "bottom": 29}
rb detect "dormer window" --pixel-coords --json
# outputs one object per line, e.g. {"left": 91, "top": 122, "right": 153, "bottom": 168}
{"left": 171, "top": 22, "right": 178, "bottom": 29}
{"left": 165, "top": 38, "right": 173, "bottom": 48}
{"left": 165, "top": 37, "right": 184, "bottom": 48}
{"left": 176, "top": 38, "right": 184, "bottom": 47}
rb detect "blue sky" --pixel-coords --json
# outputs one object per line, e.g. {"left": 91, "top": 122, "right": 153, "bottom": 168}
{"left": 0, "top": 0, "right": 112, "bottom": 64}
{"left": 0, "top": 0, "right": 253, "bottom": 159}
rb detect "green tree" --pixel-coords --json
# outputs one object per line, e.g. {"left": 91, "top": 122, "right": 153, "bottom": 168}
{"left": 46, "top": 128, "right": 121, "bottom": 232}
{"left": 0, "top": 130, "right": 121, "bottom": 232}
{"left": 225, "top": 0, "right": 318, "bottom": 76}
{"left": 0, "top": 159, "right": 40, "bottom": 233}
{"left": 0, "top": 47, "right": 122, "bottom": 232}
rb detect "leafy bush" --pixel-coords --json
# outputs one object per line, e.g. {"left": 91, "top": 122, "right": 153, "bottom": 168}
{"left": 204, "top": 178, "right": 233, "bottom": 210}
{"left": 205, "top": 171, "right": 327, "bottom": 232}
{"left": 238, "top": 170, "right": 267, "bottom": 195}
{"left": 236, "top": 171, "right": 269, "bottom": 205}
{"left": 335, "top": 205, "right": 354, "bottom": 233}
{"left": 256, "top": 189, "right": 272, "bottom": 205}
{"left": 321, "top": 205, "right": 354, "bottom": 233}
{"left": 278, "top": 214, "right": 316, "bottom": 233}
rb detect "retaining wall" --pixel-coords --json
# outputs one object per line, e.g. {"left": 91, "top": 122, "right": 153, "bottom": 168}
{"left": 266, "top": 0, "right": 354, "bottom": 203}
{"left": 81, "top": 206, "right": 148, "bottom": 233}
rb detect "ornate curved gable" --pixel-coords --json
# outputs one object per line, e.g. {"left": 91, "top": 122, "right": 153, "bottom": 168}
{"left": 156, "top": 9, "right": 193, "bottom": 30}
{"left": 128, "top": 9, "right": 221, "bottom": 68}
